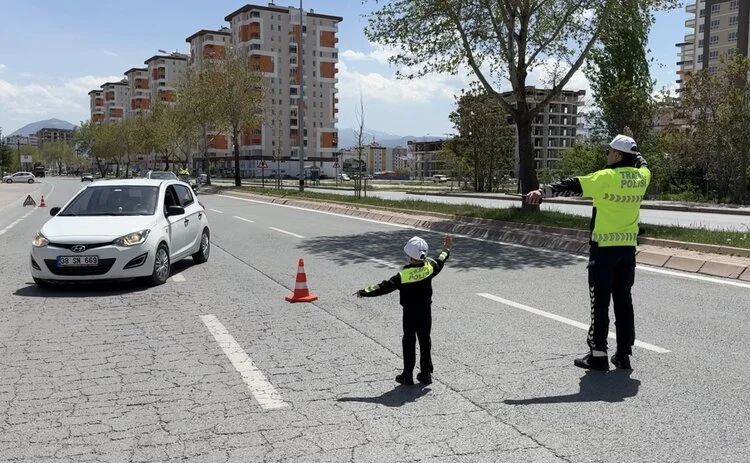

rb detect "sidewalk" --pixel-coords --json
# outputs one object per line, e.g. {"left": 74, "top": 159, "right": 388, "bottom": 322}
{"left": 205, "top": 187, "right": 750, "bottom": 282}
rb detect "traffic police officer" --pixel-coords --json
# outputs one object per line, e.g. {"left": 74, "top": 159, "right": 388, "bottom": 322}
{"left": 526, "top": 133, "right": 651, "bottom": 371}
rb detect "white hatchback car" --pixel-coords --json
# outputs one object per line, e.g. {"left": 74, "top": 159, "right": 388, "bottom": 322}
{"left": 30, "top": 179, "right": 210, "bottom": 287}
{"left": 3, "top": 171, "right": 35, "bottom": 183}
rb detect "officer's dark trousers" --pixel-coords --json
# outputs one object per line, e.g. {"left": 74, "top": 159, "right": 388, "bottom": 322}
{"left": 402, "top": 306, "right": 433, "bottom": 375}
{"left": 587, "top": 245, "right": 636, "bottom": 355}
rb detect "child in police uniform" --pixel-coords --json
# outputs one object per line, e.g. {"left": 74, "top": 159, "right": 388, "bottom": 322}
{"left": 355, "top": 235, "right": 452, "bottom": 385}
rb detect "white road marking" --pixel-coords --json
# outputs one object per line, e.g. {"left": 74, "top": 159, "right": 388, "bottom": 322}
{"left": 209, "top": 208, "right": 224, "bottom": 214}
{"left": 199, "top": 314, "right": 287, "bottom": 410}
{"left": 214, "top": 193, "right": 748, "bottom": 289}
{"left": 477, "top": 293, "right": 670, "bottom": 354}
{"left": 269, "top": 227, "right": 304, "bottom": 239}
{"left": 0, "top": 209, "right": 36, "bottom": 236}
{"left": 636, "top": 265, "right": 750, "bottom": 289}
{"left": 170, "top": 274, "right": 186, "bottom": 282}
{"left": 232, "top": 215, "right": 255, "bottom": 223}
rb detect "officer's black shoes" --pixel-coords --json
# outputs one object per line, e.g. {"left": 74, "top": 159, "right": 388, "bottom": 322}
{"left": 574, "top": 352, "right": 610, "bottom": 371}
{"left": 416, "top": 372, "right": 432, "bottom": 385}
{"left": 611, "top": 352, "right": 632, "bottom": 370}
{"left": 395, "top": 373, "right": 414, "bottom": 385}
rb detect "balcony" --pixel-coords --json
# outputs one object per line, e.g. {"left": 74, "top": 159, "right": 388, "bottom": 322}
{"left": 686, "top": 18, "right": 696, "bottom": 28}
{"left": 686, "top": 3, "right": 696, "bottom": 14}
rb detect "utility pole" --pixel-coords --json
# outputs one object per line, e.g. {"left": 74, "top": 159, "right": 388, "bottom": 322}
{"left": 298, "top": 0, "right": 305, "bottom": 192}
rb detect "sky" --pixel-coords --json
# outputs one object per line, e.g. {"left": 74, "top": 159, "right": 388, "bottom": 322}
{"left": 0, "top": 0, "right": 685, "bottom": 138}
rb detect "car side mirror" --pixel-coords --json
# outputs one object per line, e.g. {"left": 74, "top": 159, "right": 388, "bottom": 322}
{"left": 50, "top": 207, "right": 61, "bottom": 216}
{"left": 166, "top": 205, "right": 185, "bottom": 217}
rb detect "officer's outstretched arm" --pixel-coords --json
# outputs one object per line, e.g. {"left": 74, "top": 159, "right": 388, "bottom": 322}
{"left": 356, "top": 274, "right": 401, "bottom": 298}
{"left": 541, "top": 177, "right": 584, "bottom": 198}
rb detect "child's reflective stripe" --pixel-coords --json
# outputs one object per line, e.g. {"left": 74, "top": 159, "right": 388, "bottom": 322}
{"left": 399, "top": 262, "right": 434, "bottom": 284}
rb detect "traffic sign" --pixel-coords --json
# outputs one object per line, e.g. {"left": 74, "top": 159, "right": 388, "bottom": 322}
{"left": 258, "top": 161, "right": 268, "bottom": 168}
{"left": 332, "top": 162, "right": 339, "bottom": 168}
{"left": 23, "top": 195, "right": 36, "bottom": 207}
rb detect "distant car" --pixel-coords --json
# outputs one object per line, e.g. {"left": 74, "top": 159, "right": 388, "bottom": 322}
{"left": 432, "top": 175, "right": 449, "bottom": 183}
{"left": 338, "top": 173, "right": 351, "bottom": 181}
{"left": 3, "top": 172, "right": 35, "bottom": 184}
{"left": 81, "top": 173, "right": 94, "bottom": 182}
{"left": 145, "top": 170, "right": 178, "bottom": 181}
{"left": 31, "top": 179, "right": 210, "bottom": 287}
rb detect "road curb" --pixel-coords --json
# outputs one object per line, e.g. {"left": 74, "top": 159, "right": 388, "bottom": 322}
{"left": 207, "top": 188, "right": 750, "bottom": 281}
{"left": 405, "top": 190, "right": 750, "bottom": 216}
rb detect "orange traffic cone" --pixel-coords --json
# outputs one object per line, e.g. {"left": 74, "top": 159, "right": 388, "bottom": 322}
{"left": 39, "top": 196, "right": 47, "bottom": 207}
{"left": 285, "top": 258, "right": 318, "bottom": 303}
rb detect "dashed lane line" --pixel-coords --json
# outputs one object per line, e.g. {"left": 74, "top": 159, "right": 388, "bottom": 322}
{"left": 199, "top": 314, "right": 288, "bottom": 410}
{"left": 269, "top": 227, "right": 304, "bottom": 239}
{"left": 232, "top": 215, "right": 255, "bottom": 223}
{"left": 477, "top": 293, "right": 670, "bottom": 354}
{"left": 209, "top": 208, "right": 224, "bottom": 214}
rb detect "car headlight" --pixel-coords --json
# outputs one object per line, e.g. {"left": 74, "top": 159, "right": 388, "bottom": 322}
{"left": 114, "top": 229, "right": 151, "bottom": 247}
{"left": 32, "top": 231, "right": 49, "bottom": 248}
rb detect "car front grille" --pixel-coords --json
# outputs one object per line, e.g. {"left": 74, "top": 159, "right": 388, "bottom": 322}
{"left": 48, "top": 242, "right": 112, "bottom": 251}
{"left": 44, "top": 258, "right": 116, "bottom": 276}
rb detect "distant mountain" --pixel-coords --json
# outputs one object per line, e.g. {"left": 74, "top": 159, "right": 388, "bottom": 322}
{"left": 9, "top": 119, "right": 77, "bottom": 137}
{"left": 337, "top": 128, "right": 446, "bottom": 149}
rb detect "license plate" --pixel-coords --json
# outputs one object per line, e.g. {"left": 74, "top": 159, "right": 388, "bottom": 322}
{"left": 57, "top": 256, "right": 99, "bottom": 267}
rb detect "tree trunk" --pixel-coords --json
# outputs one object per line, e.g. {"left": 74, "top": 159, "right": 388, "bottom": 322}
{"left": 233, "top": 129, "right": 242, "bottom": 187}
{"left": 115, "top": 162, "right": 120, "bottom": 178}
{"left": 516, "top": 114, "right": 539, "bottom": 212}
{"left": 125, "top": 161, "right": 130, "bottom": 179}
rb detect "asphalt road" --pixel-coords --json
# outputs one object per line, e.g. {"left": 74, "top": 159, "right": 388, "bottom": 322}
{"left": 215, "top": 180, "right": 750, "bottom": 231}
{"left": 2, "top": 177, "right": 750, "bottom": 462}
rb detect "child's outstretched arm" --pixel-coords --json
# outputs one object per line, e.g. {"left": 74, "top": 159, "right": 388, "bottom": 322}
{"left": 354, "top": 273, "right": 401, "bottom": 298}
{"left": 433, "top": 235, "right": 452, "bottom": 273}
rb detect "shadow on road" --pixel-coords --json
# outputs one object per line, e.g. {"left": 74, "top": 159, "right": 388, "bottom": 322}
{"left": 503, "top": 370, "right": 640, "bottom": 405}
{"left": 13, "top": 260, "right": 196, "bottom": 298}
{"left": 337, "top": 383, "right": 431, "bottom": 407}
{"left": 298, "top": 229, "right": 581, "bottom": 272}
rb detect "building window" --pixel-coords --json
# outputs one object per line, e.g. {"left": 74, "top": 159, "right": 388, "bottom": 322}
{"left": 709, "top": 50, "right": 719, "bottom": 61}
{"left": 730, "top": 15, "right": 738, "bottom": 26}
{"left": 731, "top": 0, "right": 738, "bottom": 10}
{"left": 729, "top": 31, "right": 738, "bottom": 42}
{"left": 709, "top": 66, "right": 718, "bottom": 74}
{"left": 728, "top": 48, "right": 736, "bottom": 56}
{"left": 699, "top": 24, "right": 705, "bottom": 33}
{"left": 698, "top": 54, "right": 703, "bottom": 62}
{"left": 699, "top": 8, "right": 705, "bottom": 17}
{"left": 711, "top": 19, "right": 720, "bottom": 30}
{"left": 710, "top": 35, "right": 719, "bottom": 44}
{"left": 251, "top": 11, "right": 260, "bottom": 17}
{"left": 698, "top": 39, "right": 704, "bottom": 47}
{"left": 711, "top": 4, "right": 720, "bottom": 14}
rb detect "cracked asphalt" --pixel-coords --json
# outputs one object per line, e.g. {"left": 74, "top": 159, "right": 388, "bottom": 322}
{"left": 2, "top": 178, "right": 749, "bottom": 462}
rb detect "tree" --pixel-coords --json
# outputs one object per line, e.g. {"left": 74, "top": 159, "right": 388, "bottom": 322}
{"left": 75, "top": 121, "right": 112, "bottom": 177}
{"left": 447, "top": 87, "right": 516, "bottom": 192}
{"left": 178, "top": 67, "right": 223, "bottom": 186}
{"left": 0, "top": 129, "right": 13, "bottom": 174}
{"left": 353, "top": 92, "right": 367, "bottom": 198}
{"left": 559, "top": 140, "right": 608, "bottom": 179}
{"left": 364, "top": 0, "right": 642, "bottom": 210}
{"left": 585, "top": 0, "right": 657, "bottom": 148}
{"left": 41, "top": 140, "right": 75, "bottom": 175}
{"left": 209, "top": 47, "right": 266, "bottom": 187}
{"left": 674, "top": 56, "right": 750, "bottom": 203}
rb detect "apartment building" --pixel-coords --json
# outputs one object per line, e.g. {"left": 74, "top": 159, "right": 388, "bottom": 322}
{"left": 89, "top": 90, "right": 105, "bottom": 124}
{"left": 676, "top": 0, "right": 750, "bottom": 89}
{"left": 186, "top": 28, "right": 232, "bottom": 169}
{"left": 366, "top": 143, "right": 388, "bottom": 174}
{"left": 224, "top": 3, "right": 342, "bottom": 177}
{"left": 503, "top": 87, "right": 584, "bottom": 171}
{"left": 408, "top": 139, "right": 445, "bottom": 179}
{"left": 144, "top": 53, "right": 188, "bottom": 108}
{"left": 100, "top": 81, "right": 129, "bottom": 122}
{"left": 125, "top": 68, "right": 151, "bottom": 117}
{"left": 5, "top": 134, "right": 38, "bottom": 146}
{"left": 36, "top": 128, "right": 74, "bottom": 148}
{"left": 392, "top": 146, "right": 410, "bottom": 172}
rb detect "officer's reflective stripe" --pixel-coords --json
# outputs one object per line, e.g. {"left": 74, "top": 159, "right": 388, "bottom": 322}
{"left": 399, "top": 262, "right": 434, "bottom": 284}
{"left": 363, "top": 284, "right": 380, "bottom": 293}
{"left": 602, "top": 193, "right": 644, "bottom": 203}
{"left": 591, "top": 232, "right": 639, "bottom": 243}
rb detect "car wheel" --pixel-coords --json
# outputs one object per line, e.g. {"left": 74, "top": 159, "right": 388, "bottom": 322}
{"left": 5, "top": 179, "right": 11, "bottom": 184}
{"left": 28, "top": 179, "right": 34, "bottom": 184}
{"left": 149, "top": 244, "right": 170, "bottom": 285}
{"left": 193, "top": 228, "right": 210, "bottom": 264}
{"left": 33, "top": 277, "right": 52, "bottom": 288}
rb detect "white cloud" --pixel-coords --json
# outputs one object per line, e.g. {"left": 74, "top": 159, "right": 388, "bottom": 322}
{"left": 0, "top": 74, "right": 121, "bottom": 122}
{"left": 0, "top": 64, "right": 6, "bottom": 72}
{"left": 104, "top": 50, "right": 119, "bottom": 57}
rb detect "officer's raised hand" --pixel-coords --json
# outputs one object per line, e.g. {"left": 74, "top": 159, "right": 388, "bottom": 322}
{"left": 525, "top": 189, "right": 544, "bottom": 205}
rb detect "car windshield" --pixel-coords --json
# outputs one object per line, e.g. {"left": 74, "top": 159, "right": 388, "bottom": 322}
{"left": 58, "top": 186, "right": 159, "bottom": 216}
{"left": 149, "top": 172, "right": 177, "bottom": 180}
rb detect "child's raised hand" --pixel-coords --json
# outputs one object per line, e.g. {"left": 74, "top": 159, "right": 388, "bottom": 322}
{"left": 444, "top": 235, "right": 453, "bottom": 249}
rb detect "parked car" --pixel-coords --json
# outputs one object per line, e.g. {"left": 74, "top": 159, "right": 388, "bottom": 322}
{"left": 81, "top": 173, "right": 94, "bottom": 182}
{"left": 432, "top": 175, "right": 450, "bottom": 183}
{"left": 3, "top": 171, "right": 35, "bottom": 184}
{"left": 338, "top": 173, "right": 351, "bottom": 181}
{"left": 145, "top": 170, "right": 178, "bottom": 181}
{"left": 30, "top": 179, "right": 210, "bottom": 287}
